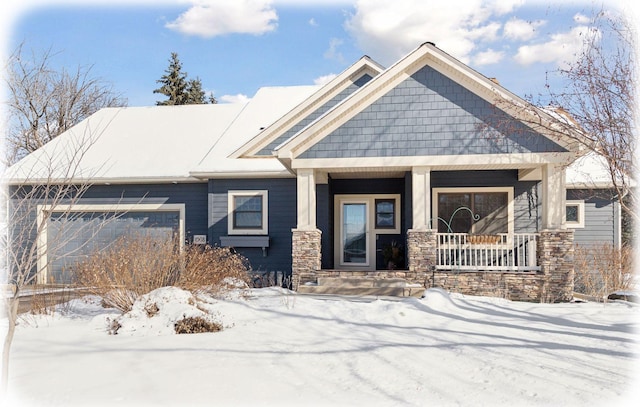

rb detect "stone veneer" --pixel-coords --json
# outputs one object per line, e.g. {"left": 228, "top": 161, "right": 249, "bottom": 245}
{"left": 537, "top": 229, "right": 575, "bottom": 302}
{"left": 291, "top": 229, "right": 322, "bottom": 290}
{"left": 292, "top": 228, "right": 574, "bottom": 303}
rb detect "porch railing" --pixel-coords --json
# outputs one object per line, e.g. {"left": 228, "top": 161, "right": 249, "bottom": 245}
{"left": 435, "top": 233, "right": 540, "bottom": 272}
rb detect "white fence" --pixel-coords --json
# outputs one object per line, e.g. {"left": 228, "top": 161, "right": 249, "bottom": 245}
{"left": 435, "top": 233, "right": 540, "bottom": 272}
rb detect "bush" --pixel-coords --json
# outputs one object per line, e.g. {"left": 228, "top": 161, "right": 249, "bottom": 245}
{"left": 574, "top": 243, "right": 635, "bottom": 298}
{"left": 73, "top": 234, "right": 250, "bottom": 312}
{"left": 174, "top": 316, "right": 222, "bottom": 334}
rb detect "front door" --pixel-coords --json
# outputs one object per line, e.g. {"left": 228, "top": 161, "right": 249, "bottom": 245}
{"left": 340, "top": 200, "right": 370, "bottom": 266}
{"left": 334, "top": 194, "right": 402, "bottom": 271}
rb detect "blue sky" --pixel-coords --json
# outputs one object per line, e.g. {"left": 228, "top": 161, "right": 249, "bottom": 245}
{"left": 2, "top": 0, "right": 635, "bottom": 107}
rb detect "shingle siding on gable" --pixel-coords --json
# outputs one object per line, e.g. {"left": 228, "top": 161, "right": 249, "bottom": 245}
{"left": 257, "top": 74, "right": 374, "bottom": 155}
{"left": 299, "top": 66, "right": 567, "bottom": 159}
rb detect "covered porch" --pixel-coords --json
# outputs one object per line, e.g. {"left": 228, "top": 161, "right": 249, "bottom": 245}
{"left": 291, "top": 163, "right": 574, "bottom": 302}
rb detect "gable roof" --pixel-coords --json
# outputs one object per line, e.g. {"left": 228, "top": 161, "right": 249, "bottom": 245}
{"left": 231, "top": 55, "right": 384, "bottom": 159}
{"left": 272, "top": 42, "right": 584, "bottom": 169}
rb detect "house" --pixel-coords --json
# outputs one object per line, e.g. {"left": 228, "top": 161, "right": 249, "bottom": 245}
{"left": 7, "top": 42, "right": 613, "bottom": 302}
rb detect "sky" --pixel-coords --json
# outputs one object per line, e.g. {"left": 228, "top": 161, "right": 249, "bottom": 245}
{"left": 1, "top": 0, "right": 637, "bottom": 107}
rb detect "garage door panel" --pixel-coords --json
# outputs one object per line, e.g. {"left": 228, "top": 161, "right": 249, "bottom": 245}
{"left": 47, "top": 211, "right": 180, "bottom": 283}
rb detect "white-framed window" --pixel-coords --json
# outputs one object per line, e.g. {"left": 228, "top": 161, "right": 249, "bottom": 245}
{"left": 228, "top": 190, "right": 268, "bottom": 235}
{"left": 432, "top": 187, "right": 514, "bottom": 234}
{"left": 565, "top": 200, "right": 585, "bottom": 228}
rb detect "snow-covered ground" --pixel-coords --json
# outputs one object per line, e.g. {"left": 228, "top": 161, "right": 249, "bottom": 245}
{"left": 3, "top": 287, "right": 639, "bottom": 406}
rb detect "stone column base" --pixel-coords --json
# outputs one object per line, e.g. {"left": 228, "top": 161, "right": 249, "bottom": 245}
{"left": 537, "top": 229, "right": 575, "bottom": 303}
{"left": 291, "top": 228, "right": 322, "bottom": 291}
{"left": 407, "top": 229, "right": 438, "bottom": 273}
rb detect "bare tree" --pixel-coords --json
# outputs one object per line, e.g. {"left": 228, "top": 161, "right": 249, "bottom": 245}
{"left": 492, "top": 10, "right": 635, "bottom": 219}
{"left": 4, "top": 43, "right": 127, "bottom": 165}
{"left": 1, "top": 119, "right": 116, "bottom": 392}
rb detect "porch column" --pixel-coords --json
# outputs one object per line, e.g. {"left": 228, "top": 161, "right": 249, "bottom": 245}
{"left": 411, "top": 166, "right": 432, "bottom": 229}
{"left": 541, "top": 163, "right": 566, "bottom": 229}
{"left": 292, "top": 169, "right": 321, "bottom": 290}
{"left": 538, "top": 163, "right": 574, "bottom": 302}
{"left": 296, "top": 168, "right": 316, "bottom": 230}
{"left": 408, "top": 166, "right": 437, "bottom": 278}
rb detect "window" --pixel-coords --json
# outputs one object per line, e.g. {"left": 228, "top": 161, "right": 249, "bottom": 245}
{"left": 565, "top": 200, "right": 585, "bottom": 228}
{"left": 228, "top": 190, "right": 268, "bottom": 235}
{"left": 375, "top": 199, "right": 396, "bottom": 229}
{"left": 433, "top": 187, "right": 513, "bottom": 234}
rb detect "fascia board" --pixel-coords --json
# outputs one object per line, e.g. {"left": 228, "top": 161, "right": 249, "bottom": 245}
{"left": 289, "top": 152, "right": 575, "bottom": 170}
{"left": 231, "top": 57, "right": 384, "bottom": 159}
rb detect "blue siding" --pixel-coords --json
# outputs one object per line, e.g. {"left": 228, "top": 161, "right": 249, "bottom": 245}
{"left": 9, "top": 183, "right": 208, "bottom": 283}
{"left": 432, "top": 170, "right": 540, "bottom": 233}
{"left": 567, "top": 189, "right": 617, "bottom": 246}
{"left": 257, "top": 73, "right": 374, "bottom": 155}
{"left": 300, "top": 65, "right": 566, "bottom": 159}
{"left": 316, "top": 183, "right": 332, "bottom": 268}
{"left": 78, "top": 183, "right": 208, "bottom": 239}
{"left": 208, "top": 178, "right": 296, "bottom": 273}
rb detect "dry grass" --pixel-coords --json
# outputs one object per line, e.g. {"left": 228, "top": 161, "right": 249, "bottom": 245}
{"left": 73, "top": 234, "right": 250, "bottom": 312}
{"left": 574, "top": 243, "right": 635, "bottom": 298}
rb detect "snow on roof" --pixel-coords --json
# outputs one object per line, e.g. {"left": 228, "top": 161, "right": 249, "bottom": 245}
{"left": 190, "top": 85, "right": 320, "bottom": 177}
{"left": 5, "top": 85, "right": 319, "bottom": 184}
{"left": 566, "top": 152, "right": 615, "bottom": 189}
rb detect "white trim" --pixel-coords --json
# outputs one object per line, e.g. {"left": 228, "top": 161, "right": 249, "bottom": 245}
{"left": 334, "top": 194, "right": 401, "bottom": 271}
{"left": 227, "top": 190, "right": 269, "bottom": 235}
{"left": 565, "top": 200, "right": 585, "bottom": 229}
{"left": 36, "top": 203, "right": 186, "bottom": 284}
{"left": 431, "top": 187, "right": 514, "bottom": 234}
{"left": 290, "top": 152, "right": 574, "bottom": 171}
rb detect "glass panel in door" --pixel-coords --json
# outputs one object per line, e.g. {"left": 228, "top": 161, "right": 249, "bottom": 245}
{"left": 342, "top": 202, "right": 368, "bottom": 265}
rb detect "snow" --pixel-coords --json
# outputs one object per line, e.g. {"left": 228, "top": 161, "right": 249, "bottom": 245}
{"left": 3, "top": 287, "right": 639, "bottom": 406}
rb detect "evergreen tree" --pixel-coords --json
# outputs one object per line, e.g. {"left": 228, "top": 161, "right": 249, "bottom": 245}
{"left": 153, "top": 52, "right": 188, "bottom": 106}
{"left": 154, "top": 53, "right": 217, "bottom": 105}
{"left": 185, "top": 77, "right": 206, "bottom": 104}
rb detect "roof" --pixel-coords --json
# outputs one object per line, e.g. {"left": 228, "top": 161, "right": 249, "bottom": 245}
{"left": 566, "top": 152, "right": 616, "bottom": 189}
{"left": 5, "top": 86, "right": 318, "bottom": 184}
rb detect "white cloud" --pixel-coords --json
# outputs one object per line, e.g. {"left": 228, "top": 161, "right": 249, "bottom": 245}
{"left": 344, "top": 0, "right": 525, "bottom": 65}
{"left": 514, "top": 26, "right": 596, "bottom": 66}
{"left": 573, "top": 13, "right": 591, "bottom": 24}
{"left": 472, "top": 48, "right": 504, "bottom": 65}
{"left": 219, "top": 93, "right": 251, "bottom": 104}
{"left": 313, "top": 73, "right": 337, "bottom": 85}
{"left": 165, "top": 0, "right": 278, "bottom": 37}
{"left": 309, "top": 17, "right": 318, "bottom": 27}
{"left": 503, "top": 18, "right": 545, "bottom": 41}
{"left": 324, "top": 37, "right": 344, "bottom": 62}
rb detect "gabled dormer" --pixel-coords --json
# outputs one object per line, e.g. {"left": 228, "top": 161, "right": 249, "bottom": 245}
{"left": 232, "top": 55, "right": 384, "bottom": 158}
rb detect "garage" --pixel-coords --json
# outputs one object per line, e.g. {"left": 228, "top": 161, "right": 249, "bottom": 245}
{"left": 43, "top": 209, "right": 182, "bottom": 283}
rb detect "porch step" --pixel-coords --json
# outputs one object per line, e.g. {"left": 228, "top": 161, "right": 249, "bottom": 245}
{"left": 298, "top": 277, "right": 425, "bottom": 298}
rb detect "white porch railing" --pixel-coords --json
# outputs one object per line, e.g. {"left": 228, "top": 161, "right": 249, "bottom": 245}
{"left": 435, "top": 233, "right": 540, "bottom": 272}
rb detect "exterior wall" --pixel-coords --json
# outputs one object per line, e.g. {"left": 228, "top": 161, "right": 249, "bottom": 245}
{"left": 75, "top": 183, "right": 208, "bottom": 239}
{"left": 432, "top": 170, "right": 540, "bottom": 232}
{"left": 567, "top": 189, "right": 618, "bottom": 247}
{"left": 208, "top": 178, "right": 296, "bottom": 274}
{"left": 257, "top": 73, "right": 373, "bottom": 156}
{"left": 300, "top": 65, "right": 566, "bottom": 159}
{"left": 9, "top": 182, "right": 208, "bottom": 283}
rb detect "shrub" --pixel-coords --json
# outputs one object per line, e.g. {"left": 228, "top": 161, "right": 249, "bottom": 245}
{"left": 574, "top": 243, "right": 635, "bottom": 298}
{"left": 73, "top": 234, "right": 250, "bottom": 312}
{"left": 174, "top": 316, "right": 222, "bottom": 334}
